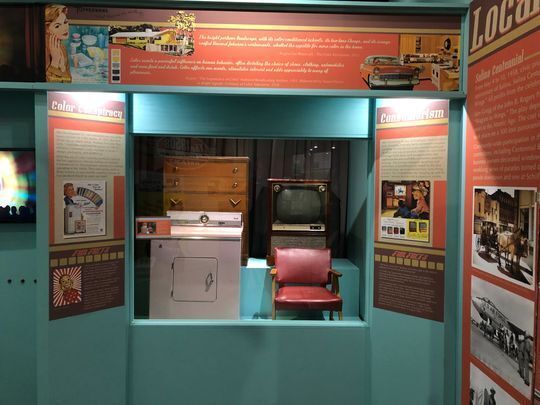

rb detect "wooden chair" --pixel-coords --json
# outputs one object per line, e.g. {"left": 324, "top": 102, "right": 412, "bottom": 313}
{"left": 270, "top": 247, "right": 343, "bottom": 320}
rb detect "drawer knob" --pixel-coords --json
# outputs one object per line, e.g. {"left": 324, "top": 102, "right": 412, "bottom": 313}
{"left": 174, "top": 166, "right": 179, "bottom": 172}
{"left": 232, "top": 167, "right": 238, "bottom": 174}
{"left": 174, "top": 179, "right": 179, "bottom": 187}
{"left": 229, "top": 199, "right": 241, "bottom": 207}
{"left": 170, "top": 198, "right": 182, "bottom": 207}
{"left": 232, "top": 182, "right": 238, "bottom": 188}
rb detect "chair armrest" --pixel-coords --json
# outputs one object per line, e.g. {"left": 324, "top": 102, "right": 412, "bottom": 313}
{"left": 270, "top": 268, "right": 277, "bottom": 320}
{"left": 329, "top": 268, "right": 342, "bottom": 277}
{"left": 330, "top": 269, "right": 341, "bottom": 296}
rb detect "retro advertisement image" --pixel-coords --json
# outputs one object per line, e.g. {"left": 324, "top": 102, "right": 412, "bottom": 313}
{"left": 380, "top": 180, "right": 431, "bottom": 243}
{"left": 45, "top": 5, "right": 461, "bottom": 91}
{"left": 63, "top": 180, "right": 106, "bottom": 239}
{"left": 45, "top": 5, "right": 108, "bottom": 83}
{"left": 68, "top": 25, "right": 108, "bottom": 83}
{"left": 52, "top": 265, "right": 82, "bottom": 307}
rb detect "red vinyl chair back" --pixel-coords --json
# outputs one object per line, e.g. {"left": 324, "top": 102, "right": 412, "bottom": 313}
{"left": 274, "top": 247, "right": 331, "bottom": 285}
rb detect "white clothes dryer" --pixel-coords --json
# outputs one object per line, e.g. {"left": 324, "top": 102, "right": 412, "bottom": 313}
{"left": 149, "top": 211, "right": 242, "bottom": 319}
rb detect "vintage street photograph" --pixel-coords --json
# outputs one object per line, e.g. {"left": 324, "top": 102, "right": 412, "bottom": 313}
{"left": 472, "top": 187, "right": 536, "bottom": 290}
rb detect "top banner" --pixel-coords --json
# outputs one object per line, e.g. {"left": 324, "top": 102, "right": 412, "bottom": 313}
{"left": 468, "top": 0, "right": 539, "bottom": 65}
{"left": 44, "top": 5, "right": 461, "bottom": 91}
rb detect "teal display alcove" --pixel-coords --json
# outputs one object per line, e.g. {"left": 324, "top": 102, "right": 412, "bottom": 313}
{"left": 0, "top": 1, "right": 468, "bottom": 404}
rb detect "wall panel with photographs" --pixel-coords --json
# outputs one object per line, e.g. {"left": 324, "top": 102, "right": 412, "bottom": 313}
{"left": 462, "top": 0, "right": 540, "bottom": 402}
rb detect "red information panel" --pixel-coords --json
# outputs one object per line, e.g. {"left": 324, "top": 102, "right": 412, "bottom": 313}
{"left": 48, "top": 92, "right": 126, "bottom": 320}
{"left": 44, "top": 5, "right": 461, "bottom": 91}
{"left": 462, "top": 1, "right": 540, "bottom": 403}
{"left": 373, "top": 99, "right": 448, "bottom": 322}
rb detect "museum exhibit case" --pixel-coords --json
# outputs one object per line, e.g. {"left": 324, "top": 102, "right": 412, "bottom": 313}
{"left": 133, "top": 133, "right": 363, "bottom": 321}
{"left": 0, "top": 0, "right": 485, "bottom": 404}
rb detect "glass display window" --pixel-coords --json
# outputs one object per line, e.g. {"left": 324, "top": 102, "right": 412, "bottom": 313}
{"left": 133, "top": 136, "right": 365, "bottom": 321}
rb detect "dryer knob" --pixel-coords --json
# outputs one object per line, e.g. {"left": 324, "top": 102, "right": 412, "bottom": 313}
{"left": 200, "top": 214, "right": 209, "bottom": 224}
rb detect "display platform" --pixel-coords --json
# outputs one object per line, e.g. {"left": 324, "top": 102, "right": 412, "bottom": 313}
{"left": 240, "top": 258, "right": 361, "bottom": 321}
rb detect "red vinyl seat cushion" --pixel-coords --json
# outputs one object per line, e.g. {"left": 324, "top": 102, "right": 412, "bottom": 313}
{"left": 275, "top": 286, "right": 342, "bottom": 311}
{"left": 275, "top": 248, "right": 331, "bottom": 284}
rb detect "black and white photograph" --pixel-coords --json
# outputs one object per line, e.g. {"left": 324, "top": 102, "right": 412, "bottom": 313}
{"left": 472, "top": 187, "right": 536, "bottom": 290}
{"left": 469, "top": 362, "right": 518, "bottom": 405}
{"left": 470, "top": 276, "right": 534, "bottom": 397}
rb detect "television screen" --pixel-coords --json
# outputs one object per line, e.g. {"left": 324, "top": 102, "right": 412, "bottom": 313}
{"left": 0, "top": 149, "right": 36, "bottom": 222}
{"left": 275, "top": 188, "right": 322, "bottom": 224}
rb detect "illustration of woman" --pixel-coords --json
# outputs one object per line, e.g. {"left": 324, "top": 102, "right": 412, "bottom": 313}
{"left": 63, "top": 182, "right": 76, "bottom": 206}
{"left": 45, "top": 4, "right": 72, "bottom": 83}
{"left": 410, "top": 183, "right": 430, "bottom": 220}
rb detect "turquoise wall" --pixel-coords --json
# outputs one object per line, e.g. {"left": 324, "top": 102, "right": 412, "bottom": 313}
{"left": 127, "top": 93, "right": 371, "bottom": 404}
{"left": 0, "top": 91, "right": 462, "bottom": 405}
{"left": 369, "top": 99, "right": 446, "bottom": 404}
{"left": 32, "top": 92, "right": 130, "bottom": 405}
{"left": 0, "top": 2, "right": 468, "bottom": 402}
{"left": 348, "top": 138, "right": 373, "bottom": 321}
{"left": 130, "top": 323, "right": 368, "bottom": 405}
{"left": 0, "top": 92, "right": 37, "bottom": 405}
{"left": 368, "top": 99, "right": 463, "bottom": 405}
{"left": 132, "top": 94, "right": 370, "bottom": 138}
{"left": 0, "top": 92, "right": 463, "bottom": 405}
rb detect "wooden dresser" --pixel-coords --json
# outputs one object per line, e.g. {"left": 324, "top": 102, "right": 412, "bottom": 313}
{"left": 163, "top": 156, "right": 249, "bottom": 265}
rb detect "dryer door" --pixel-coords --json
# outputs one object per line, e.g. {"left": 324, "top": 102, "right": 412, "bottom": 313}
{"left": 172, "top": 257, "right": 218, "bottom": 302}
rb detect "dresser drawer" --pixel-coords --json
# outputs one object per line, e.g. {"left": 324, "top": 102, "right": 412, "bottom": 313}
{"left": 164, "top": 176, "right": 247, "bottom": 193}
{"left": 164, "top": 193, "right": 248, "bottom": 213}
{"left": 164, "top": 157, "right": 248, "bottom": 179}
{"left": 162, "top": 156, "right": 250, "bottom": 265}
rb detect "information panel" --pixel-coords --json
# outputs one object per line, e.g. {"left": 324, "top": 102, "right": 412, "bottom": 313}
{"left": 48, "top": 92, "right": 126, "bottom": 320}
{"left": 462, "top": 1, "right": 539, "bottom": 403}
{"left": 373, "top": 99, "right": 449, "bottom": 322}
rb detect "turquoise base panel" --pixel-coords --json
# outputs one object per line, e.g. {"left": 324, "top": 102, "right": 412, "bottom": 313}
{"left": 370, "top": 308, "right": 445, "bottom": 405}
{"left": 0, "top": 92, "right": 37, "bottom": 405}
{"left": 129, "top": 323, "right": 369, "bottom": 405}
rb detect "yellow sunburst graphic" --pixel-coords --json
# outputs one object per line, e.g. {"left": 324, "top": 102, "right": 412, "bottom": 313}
{"left": 52, "top": 266, "right": 82, "bottom": 307}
